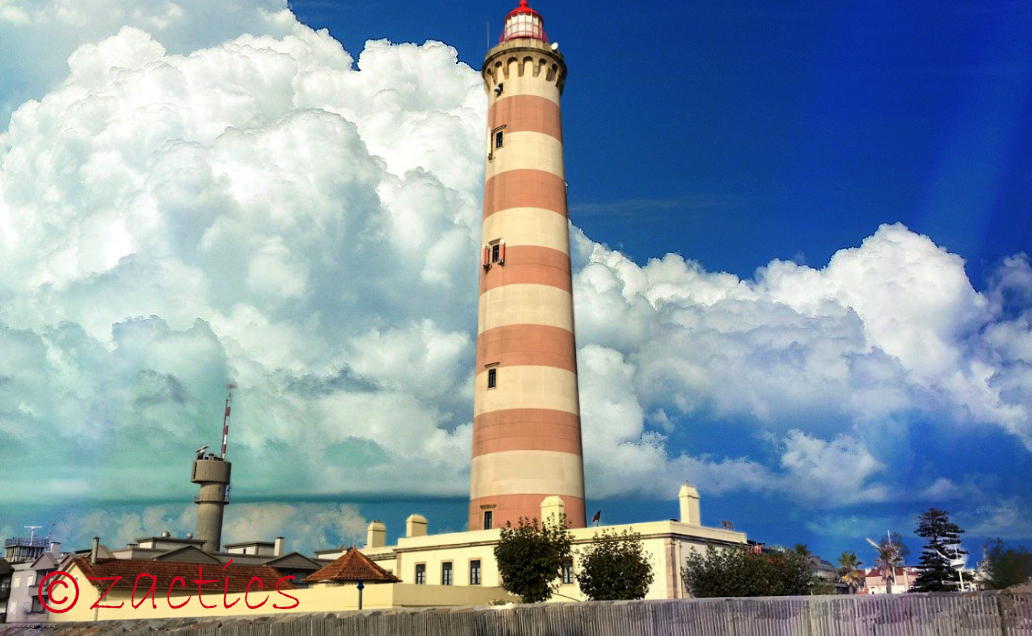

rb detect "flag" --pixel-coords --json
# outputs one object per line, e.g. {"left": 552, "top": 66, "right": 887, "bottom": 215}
{"left": 592, "top": 510, "right": 601, "bottom": 524}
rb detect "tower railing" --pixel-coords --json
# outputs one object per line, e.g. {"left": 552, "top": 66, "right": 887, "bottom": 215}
{"left": 194, "top": 492, "right": 230, "bottom": 504}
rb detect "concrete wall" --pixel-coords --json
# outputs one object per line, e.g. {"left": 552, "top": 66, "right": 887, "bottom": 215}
{"left": 6, "top": 593, "right": 1030, "bottom": 635}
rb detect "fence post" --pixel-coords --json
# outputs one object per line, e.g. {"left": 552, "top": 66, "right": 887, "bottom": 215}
{"left": 997, "top": 594, "right": 1008, "bottom": 636}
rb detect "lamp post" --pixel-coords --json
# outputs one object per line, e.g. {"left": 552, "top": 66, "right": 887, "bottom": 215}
{"left": 933, "top": 549, "right": 965, "bottom": 592}
{"left": 357, "top": 579, "right": 365, "bottom": 610}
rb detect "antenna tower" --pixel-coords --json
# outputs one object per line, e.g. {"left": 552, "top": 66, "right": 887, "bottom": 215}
{"left": 221, "top": 383, "right": 237, "bottom": 459}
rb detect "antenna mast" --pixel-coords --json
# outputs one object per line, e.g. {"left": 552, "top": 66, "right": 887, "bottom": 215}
{"left": 221, "top": 383, "right": 237, "bottom": 459}
{"left": 24, "top": 526, "right": 42, "bottom": 542}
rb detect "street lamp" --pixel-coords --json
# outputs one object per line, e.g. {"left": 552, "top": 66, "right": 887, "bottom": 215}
{"left": 932, "top": 548, "right": 966, "bottom": 592}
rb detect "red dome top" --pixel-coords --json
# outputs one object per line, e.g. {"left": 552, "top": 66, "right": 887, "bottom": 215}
{"left": 500, "top": 0, "right": 549, "bottom": 43}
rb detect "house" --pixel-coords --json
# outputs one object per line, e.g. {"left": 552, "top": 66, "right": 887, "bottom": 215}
{"left": 862, "top": 566, "right": 919, "bottom": 594}
{"left": 3, "top": 542, "right": 66, "bottom": 623}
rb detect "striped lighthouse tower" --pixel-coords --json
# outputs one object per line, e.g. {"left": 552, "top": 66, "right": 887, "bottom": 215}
{"left": 470, "top": 1, "right": 585, "bottom": 531}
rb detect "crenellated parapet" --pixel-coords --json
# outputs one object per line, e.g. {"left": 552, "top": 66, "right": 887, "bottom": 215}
{"left": 482, "top": 39, "right": 567, "bottom": 96}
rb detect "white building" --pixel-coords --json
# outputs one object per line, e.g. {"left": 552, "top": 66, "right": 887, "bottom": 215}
{"left": 317, "top": 484, "right": 748, "bottom": 602}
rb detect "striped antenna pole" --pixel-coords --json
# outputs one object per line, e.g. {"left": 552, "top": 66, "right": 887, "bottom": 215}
{"left": 221, "top": 383, "right": 237, "bottom": 459}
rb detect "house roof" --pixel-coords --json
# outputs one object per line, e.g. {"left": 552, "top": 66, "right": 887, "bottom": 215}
{"left": 71, "top": 558, "right": 293, "bottom": 592}
{"left": 151, "top": 545, "right": 221, "bottom": 564}
{"left": 29, "top": 551, "right": 63, "bottom": 570}
{"left": 305, "top": 548, "right": 400, "bottom": 584}
{"left": 866, "top": 566, "right": 917, "bottom": 578}
{"left": 263, "top": 552, "right": 324, "bottom": 570}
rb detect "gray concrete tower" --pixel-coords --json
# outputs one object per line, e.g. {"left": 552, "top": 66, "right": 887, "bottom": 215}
{"left": 192, "top": 451, "right": 230, "bottom": 553}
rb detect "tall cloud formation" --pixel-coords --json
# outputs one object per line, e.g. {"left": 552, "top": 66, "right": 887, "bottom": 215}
{"left": 1, "top": 3, "right": 1030, "bottom": 538}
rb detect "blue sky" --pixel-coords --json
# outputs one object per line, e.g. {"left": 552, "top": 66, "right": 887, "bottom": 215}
{"left": 0, "top": 0, "right": 1030, "bottom": 571}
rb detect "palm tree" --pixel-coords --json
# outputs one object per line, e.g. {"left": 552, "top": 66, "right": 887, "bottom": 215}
{"left": 836, "top": 551, "right": 864, "bottom": 594}
{"left": 866, "top": 532, "right": 909, "bottom": 594}
{"left": 793, "top": 543, "right": 812, "bottom": 557}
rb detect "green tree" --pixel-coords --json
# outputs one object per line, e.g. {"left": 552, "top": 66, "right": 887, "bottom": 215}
{"left": 793, "top": 543, "right": 811, "bottom": 557}
{"left": 836, "top": 551, "right": 865, "bottom": 594}
{"left": 866, "top": 532, "right": 910, "bottom": 593}
{"left": 493, "top": 514, "right": 572, "bottom": 603}
{"left": 912, "top": 508, "right": 967, "bottom": 592}
{"left": 576, "top": 528, "right": 655, "bottom": 600}
{"left": 978, "top": 539, "right": 1032, "bottom": 590}
{"left": 681, "top": 545, "right": 813, "bottom": 597}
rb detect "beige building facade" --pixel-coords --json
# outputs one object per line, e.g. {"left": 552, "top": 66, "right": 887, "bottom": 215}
{"left": 316, "top": 485, "right": 747, "bottom": 603}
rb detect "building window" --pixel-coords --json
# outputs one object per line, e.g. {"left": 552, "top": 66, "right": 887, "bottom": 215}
{"left": 483, "top": 510, "right": 493, "bottom": 530}
{"left": 562, "top": 559, "right": 574, "bottom": 585}
{"left": 492, "top": 244, "right": 500, "bottom": 263}
{"left": 470, "top": 560, "right": 482, "bottom": 585}
{"left": 487, "top": 368, "right": 497, "bottom": 389}
{"left": 415, "top": 563, "right": 426, "bottom": 585}
{"left": 495, "top": 130, "right": 504, "bottom": 149}
{"left": 442, "top": 562, "right": 453, "bottom": 586}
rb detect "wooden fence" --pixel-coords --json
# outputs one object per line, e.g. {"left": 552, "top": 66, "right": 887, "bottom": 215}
{"left": 1, "top": 592, "right": 1029, "bottom": 635}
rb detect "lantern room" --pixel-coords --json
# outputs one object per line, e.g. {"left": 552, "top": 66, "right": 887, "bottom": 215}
{"left": 499, "top": 0, "right": 548, "bottom": 43}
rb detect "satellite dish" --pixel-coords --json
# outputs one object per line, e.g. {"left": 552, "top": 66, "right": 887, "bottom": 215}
{"left": 550, "top": 42, "right": 559, "bottom": 51}
{"left": 196, "top": 445, "right": 209, "bottom": 454}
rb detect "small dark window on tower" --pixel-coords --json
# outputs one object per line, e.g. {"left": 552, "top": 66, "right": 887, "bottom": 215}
{"left": 415, "top": 563, "right": 426, "bottom": 584}
{"left": 487, "top": 368, "right": 497, "bottom": 389}
{"left": 483, "top": 510, "right": 493, "bottom": 530}
{"left": 491, "top": 244, "right": 500, "bottom": 263}
{"left": 495, "top": 130, "right": 504, "bottom": 149}
{"left": 562, "top": 560, "right": 574, "bottom": 585}
{"left": 470, "top": 559, "right": 482, "bottom": 585}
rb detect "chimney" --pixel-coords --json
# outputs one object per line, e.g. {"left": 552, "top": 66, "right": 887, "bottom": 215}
{"left": 274, "top": 537, "right": 284, "bottom": 557}
{"left": 540, "top": 496, "right": 565, "bottom": 526}
{"left": 367, "top": 521, "right": 386, "bottom": 548}
{"left": 405, "top": 514, "right": 427, "bottom": 538}
{"left": 90, "top": 538, "right": 99, "bottom": 565}
{"left": 49, "top": 542, "right": 61, "bottom": 556}
{"left": 679, "top": 482, "right": 700, "bottom": 525}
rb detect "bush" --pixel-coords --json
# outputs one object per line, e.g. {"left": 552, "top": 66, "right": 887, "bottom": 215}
{"left": 979, "top": 538, "right": 1032, "bottom": 590}
{"left": 682, "top": 545, "right": 814, "bottom": 597}
{"left": 494, "top": 514, "right": 572, "bottom": 603}
{"left": 576, "top": 528, "right": 655, "bottom": 600}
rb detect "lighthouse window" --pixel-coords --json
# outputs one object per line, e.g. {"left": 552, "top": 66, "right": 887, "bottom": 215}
{"left": 491, "top": 244, "right": 500, "bottom": 263}
{"left": 483, "top": 510, "right": 493, "bottom": 530}
{"left": 495, "top": 130, "right": 504, "bottom": 149}
{"left": 487, "top": 368, "right": 497, "bottom": 389}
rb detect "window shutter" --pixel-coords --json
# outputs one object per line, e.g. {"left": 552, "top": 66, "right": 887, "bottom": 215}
{"left": 498, "top": 241, "right": 506, "bottom": 265}
{"left": 482, "top": 246, "right": 490, "bottom": 268}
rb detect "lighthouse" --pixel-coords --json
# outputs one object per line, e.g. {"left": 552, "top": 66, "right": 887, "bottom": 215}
{"left": 470, "top": 1, "right": 586, "bottom": 531}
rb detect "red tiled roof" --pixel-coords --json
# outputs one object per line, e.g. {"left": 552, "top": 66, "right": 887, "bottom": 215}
{"left": 71, "top": 558, "right": 293, "bottom": 593}
{"left": 305, "top": 548, "right": 399, "bottom": 584}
